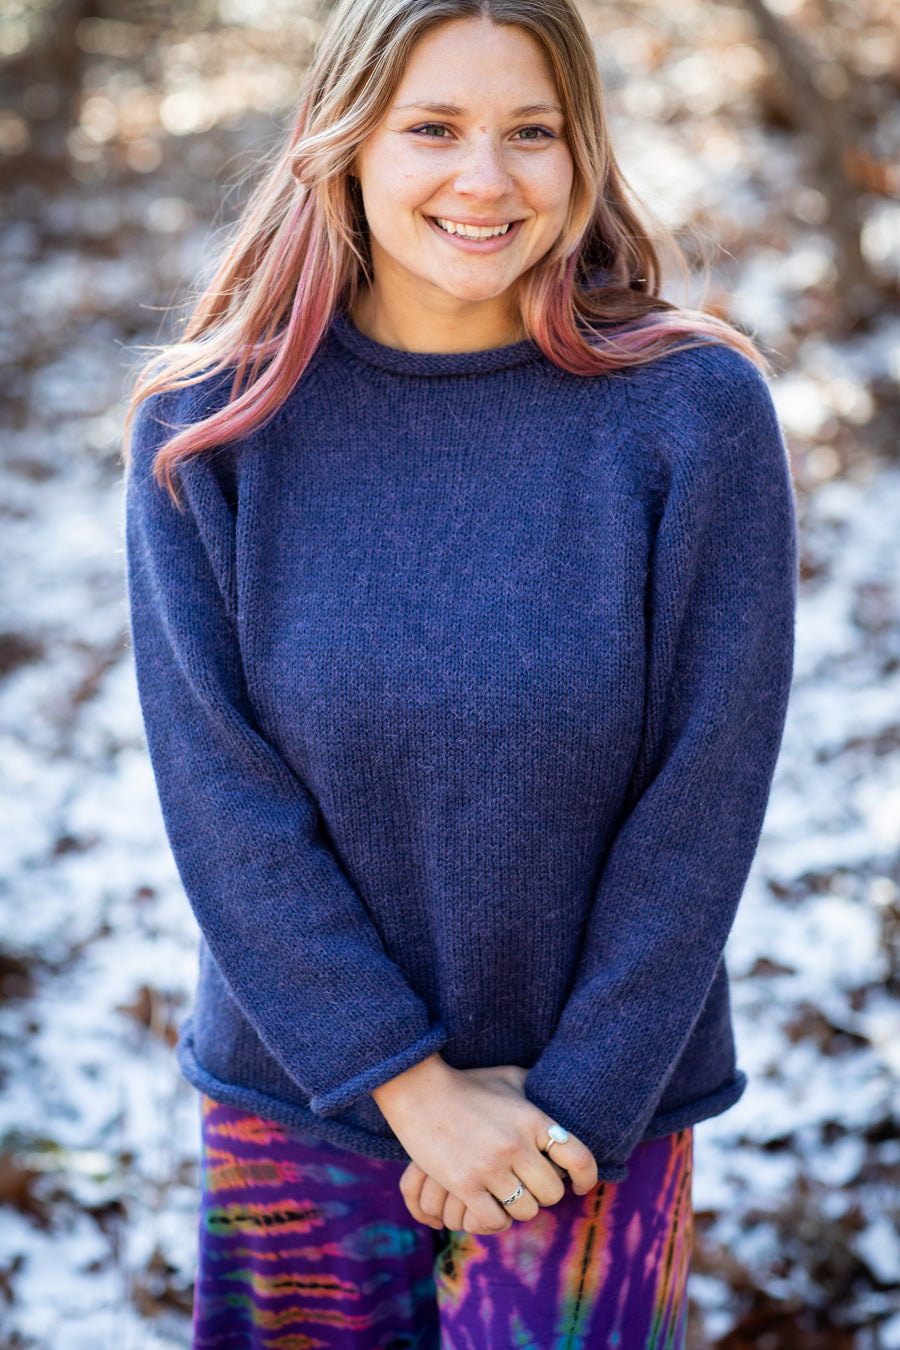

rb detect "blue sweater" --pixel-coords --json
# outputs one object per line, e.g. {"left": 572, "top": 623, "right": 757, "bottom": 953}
{"left": 126, "top": 311, "right": 797, "bottom": 1181}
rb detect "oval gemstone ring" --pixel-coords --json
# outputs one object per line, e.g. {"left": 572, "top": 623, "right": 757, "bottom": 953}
{"left": 499, "top": 1182, "right": 526, "bottom": 1206}
{"left": 544, "top": 1124, "right": 569, "bottom": 1153}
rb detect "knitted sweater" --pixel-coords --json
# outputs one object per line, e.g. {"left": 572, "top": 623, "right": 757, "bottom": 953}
{"left": 126, "top": 311, "right": 797, "bottom": 1181}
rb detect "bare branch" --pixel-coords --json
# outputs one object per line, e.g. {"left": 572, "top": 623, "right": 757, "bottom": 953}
{"left": 739, "top": 0, "right": 880, "bottom": 324}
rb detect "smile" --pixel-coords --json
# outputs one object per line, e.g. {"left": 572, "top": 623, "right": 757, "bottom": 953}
{"left": 433, "top": 218, "right": 513, "bottom": 239}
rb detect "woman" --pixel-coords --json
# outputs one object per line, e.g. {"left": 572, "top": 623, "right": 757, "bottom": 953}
{"left": 125, "top": 0, "right": 797, "bottom": 1346}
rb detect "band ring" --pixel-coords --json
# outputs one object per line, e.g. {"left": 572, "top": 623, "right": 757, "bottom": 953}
{"left": 499, "top": 1182, "right": 526, "bottom": 1206}
{"left": 543, "top": 1123, "right": 569, "bottom": 1154}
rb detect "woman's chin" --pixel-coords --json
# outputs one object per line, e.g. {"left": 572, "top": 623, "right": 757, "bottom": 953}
{"left": 426, "top": 275, "right": 520, "bottom": 309}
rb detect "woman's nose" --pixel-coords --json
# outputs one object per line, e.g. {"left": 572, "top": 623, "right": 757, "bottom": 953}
{"left": 452, "top": 136, "right": 513, "bottom": 200}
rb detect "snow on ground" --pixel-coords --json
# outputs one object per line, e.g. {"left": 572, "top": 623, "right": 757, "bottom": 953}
{"left": 1, "top": 4, "right": 898, "bottom": 1347}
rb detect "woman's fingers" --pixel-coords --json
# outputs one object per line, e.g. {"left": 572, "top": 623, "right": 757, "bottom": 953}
{"left": 462, "top": 1202, "right": 510, "bottom": 1235}
{"left": 460, "top": 1203, "right": 507, "bottom": 1235}
{"left": 441, "top": 1193, "right": 467, "bottom": 1231}
{"left": 511, "top": 1153, "right": 567, "bottom": 1209}
{"left": 457, "top": 1185, "right": 513, "bottom": 1234}
{"left": 462, "top": 1069, "right": 598, "bottom": 1202}
{"left": 419, "top": 1174, "right": 450, "bottom": 1224}
{"left": 490, "top": 1173, "right": 540, "bottom": 1223}
{"left": 534, "top": 1124, "right": 599, "bottom": 1196}
{"left": 399, "top": 1161, "right": 517, "bottom": 1236}
{"left": 399, "top": 1161, "right": 443, "bottom": 1230}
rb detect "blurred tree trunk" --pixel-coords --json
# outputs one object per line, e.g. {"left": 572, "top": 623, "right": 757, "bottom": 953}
{"left": 4, "top": 0, "right": 99, "bottom": 92}
{"left": 738, "top": 0, "right": 880, "bottom": 327}
{"left": 1, "top": 0, "right": 101, "bottom": 182}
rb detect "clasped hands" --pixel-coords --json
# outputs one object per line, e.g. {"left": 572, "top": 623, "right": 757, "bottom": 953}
{"left": 371, "top": 1053, "right": 599, "bottom": 1236}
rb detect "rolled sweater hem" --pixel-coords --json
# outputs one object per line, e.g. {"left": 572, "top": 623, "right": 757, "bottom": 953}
{"left": 640, "top": 1071, "right": 747, "bottom": 1141}
{"left": 177, "top": 1029, "right": 411, "bottom": 1161}
{"left": 177, "top": 1026, "right": 744, "bottom": 1174}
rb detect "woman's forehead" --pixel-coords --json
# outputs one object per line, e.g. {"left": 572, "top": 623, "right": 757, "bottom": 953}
{"left": 393, "top": 18, "right": 561, "bottom": 107}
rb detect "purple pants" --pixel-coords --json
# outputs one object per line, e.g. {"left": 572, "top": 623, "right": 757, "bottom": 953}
{"left": 192, "top": 1094, "right": 693, "bottom": 1349}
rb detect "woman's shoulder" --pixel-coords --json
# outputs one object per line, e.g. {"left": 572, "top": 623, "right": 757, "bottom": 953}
{"left": 581, "top": 339, "right": 788, "bottom": 515}
{"left": 614, "top": 339, "right": 784, "bottom": 471}
{"left": 617, "top": 338, "right": 773, "bottom": 419}
{"left": 130, "top": 366, "right": 235, "bottom": 455}
{"left": 126, "top": 367, "right": 251, "bottom": 520}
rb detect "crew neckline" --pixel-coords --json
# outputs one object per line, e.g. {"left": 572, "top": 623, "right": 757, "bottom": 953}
{"left": 329, "top": 309, "right": 542, "bottom": 378}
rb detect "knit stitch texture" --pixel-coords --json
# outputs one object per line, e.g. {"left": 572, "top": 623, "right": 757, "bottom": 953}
{"left": 125, "top": 312, "right": 797, "bottom": 1179}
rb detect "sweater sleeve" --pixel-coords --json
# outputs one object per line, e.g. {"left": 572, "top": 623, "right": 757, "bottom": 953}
{"left": 125, "top": 385, "right": 447, "bottom": 1116}
{"left": 524, "top": 348, "right": 798, "bottom": 1168}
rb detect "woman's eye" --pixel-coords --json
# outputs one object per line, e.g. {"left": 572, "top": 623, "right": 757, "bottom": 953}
{"left": 412, "top": 123, "right": 452, "bottom": 139}
{"left": 513, "top": 126, "right": 553, "bottom": 141}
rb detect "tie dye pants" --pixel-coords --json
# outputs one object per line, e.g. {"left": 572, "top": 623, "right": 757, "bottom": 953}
{"left": 192, "top": 1094, "right": 693, "bottom": 1350}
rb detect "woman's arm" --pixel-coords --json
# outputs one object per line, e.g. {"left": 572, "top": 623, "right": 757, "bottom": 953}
{"left": 126, "top": 385, "right": 447, "bottom": 1116}
{"left": 523, "top": 347, "right": 798, "bottom": 1169}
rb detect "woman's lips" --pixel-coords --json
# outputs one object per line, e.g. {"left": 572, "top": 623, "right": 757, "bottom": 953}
{"left": 434, "top": 218, "right": 512, "bottom": 238}
{"left": 426, "top": 215, "right": 524, "bottom": 250}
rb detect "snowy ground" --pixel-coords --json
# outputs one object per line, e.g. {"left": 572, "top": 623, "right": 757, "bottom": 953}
{"left": 1, "top": 4, "right": 899, "bottom": 1347}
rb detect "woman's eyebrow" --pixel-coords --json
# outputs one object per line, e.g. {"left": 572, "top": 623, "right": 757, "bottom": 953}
{"left": 393, "top": 100, "right": 564, "bottom": 117}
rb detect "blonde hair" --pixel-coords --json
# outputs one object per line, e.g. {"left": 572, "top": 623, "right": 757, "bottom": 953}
{"left": 125, "top": 0, "right": 765, "bottom": 496}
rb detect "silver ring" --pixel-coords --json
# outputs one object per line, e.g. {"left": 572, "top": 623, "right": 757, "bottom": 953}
{"left": 543, "top": 1124, "right": 569, "bottom": 1154}
{"left": 499, "top": 1182, "right": 526, "bottom": 1206}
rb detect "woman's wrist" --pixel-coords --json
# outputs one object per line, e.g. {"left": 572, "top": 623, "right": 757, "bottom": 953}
{"left": 371, "top": 1051, "right": 454, "bottom": 1118}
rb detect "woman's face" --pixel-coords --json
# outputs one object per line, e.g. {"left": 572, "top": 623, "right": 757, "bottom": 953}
{"left": 352, "top": 17, "right": 575, "bottom": 346}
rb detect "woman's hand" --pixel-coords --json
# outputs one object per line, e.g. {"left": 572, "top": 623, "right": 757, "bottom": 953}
{"left": 372, "top": 1055, "right": 598, "bottom": 1235}
{"left": 398, "top": 1065, "right": 574, "bottom": 1232}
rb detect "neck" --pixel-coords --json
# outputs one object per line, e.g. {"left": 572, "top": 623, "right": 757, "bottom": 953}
{"left": 350, "top": 277, "right": 524, "bottom": 354}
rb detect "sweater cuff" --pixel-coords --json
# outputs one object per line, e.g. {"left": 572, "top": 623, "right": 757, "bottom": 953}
{"left": 308, "top": 1024, "right": 449, "bottom": 1117}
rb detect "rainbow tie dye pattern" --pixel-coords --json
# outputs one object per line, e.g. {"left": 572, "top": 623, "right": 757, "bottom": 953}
{"left": 193, "top": 1095, "right": 693, "bottom": 1349}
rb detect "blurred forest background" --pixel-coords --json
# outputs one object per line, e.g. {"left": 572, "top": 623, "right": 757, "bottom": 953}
{"left": 0, "top": 0, "right": 899, "bottom": 1347}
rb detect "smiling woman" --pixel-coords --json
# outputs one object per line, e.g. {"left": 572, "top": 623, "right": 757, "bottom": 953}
{"left": 351, "top": 20, "right": 575, "bottom": 350}
{"left": 122, "top": 1, "right": 797, "bottom": 1347}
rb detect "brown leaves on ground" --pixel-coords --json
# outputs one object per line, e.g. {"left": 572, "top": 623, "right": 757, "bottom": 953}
{"left": 115, "top": 983, "right": 182, "bottom": 1046}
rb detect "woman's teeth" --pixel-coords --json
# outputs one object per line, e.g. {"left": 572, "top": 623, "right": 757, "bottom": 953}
{"left": 434, "top": 218, "right": 512, "bottom": 238}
